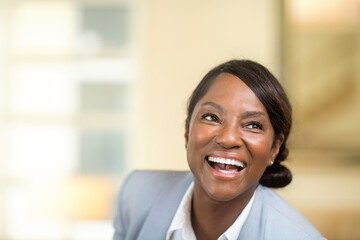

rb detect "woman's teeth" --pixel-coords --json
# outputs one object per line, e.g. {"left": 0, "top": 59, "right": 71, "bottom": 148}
{"left": 207, "top": 156, "right": 245, "bottom": 168}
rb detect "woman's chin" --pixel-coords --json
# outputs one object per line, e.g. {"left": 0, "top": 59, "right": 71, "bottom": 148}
{"left": 205, "top": 185, "right": 244, "bottom": 202}
{"left": 201, "top": 180, "right": 258, "bottom": 203}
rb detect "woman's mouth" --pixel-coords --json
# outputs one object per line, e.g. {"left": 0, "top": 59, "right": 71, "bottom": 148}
{"left": 206, "top": 156, "right": 245, "bottom": 175}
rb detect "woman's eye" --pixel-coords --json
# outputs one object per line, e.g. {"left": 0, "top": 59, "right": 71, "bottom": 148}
{"left": 246, "top": 122, "right": 263, "bottom": 130}
{"left": 201, "top": 114, "right": 219, "bottom": 122}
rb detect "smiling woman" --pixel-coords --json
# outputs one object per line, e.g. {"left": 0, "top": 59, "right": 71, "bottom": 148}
{"left": 113, "top": 60, "right": 326, "bottom": 240}
{"left": 187, "top": 73, "right": 282, "bottom": 205}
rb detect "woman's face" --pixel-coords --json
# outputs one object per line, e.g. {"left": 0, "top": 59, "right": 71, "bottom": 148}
{"left": 186, "top": 73, "right": 281, "bottom": 202}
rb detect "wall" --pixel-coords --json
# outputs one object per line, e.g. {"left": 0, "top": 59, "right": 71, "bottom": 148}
{"left": 137, "top": 0, "right": 281, "bottom": 170}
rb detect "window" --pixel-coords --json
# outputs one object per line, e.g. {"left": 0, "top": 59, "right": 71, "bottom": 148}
{"left": 0, "top": 1, "right": 135, "bottom": 239}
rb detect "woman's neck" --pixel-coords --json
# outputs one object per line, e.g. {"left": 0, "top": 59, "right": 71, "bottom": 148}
{"left": 190, "top": 184, "right": 256, "bottom": 240}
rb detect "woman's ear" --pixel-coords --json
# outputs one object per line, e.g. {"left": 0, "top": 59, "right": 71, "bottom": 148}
{"left": 271, "top": 134, "right": 284, "bottom": 159}
{"left": 184, "top": 131, "right": 189, "bottom": 148}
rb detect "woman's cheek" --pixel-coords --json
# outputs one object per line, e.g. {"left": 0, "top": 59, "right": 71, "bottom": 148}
{"left": 243, "top": 133, "right": 272, "bottom": 148}
{"left": 244, "top": 136, "right": 274, "bottom": 162}
{"left": 189, "top": 124, "right": 215, "bottom": 147}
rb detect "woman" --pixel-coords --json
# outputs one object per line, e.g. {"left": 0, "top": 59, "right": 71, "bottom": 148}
{"left": 113, "top": 60, "right": 325, "bottom": 240}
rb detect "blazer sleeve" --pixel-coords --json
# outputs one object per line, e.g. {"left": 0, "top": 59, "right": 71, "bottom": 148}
{"left": 113, "top": 171, "right": 137, "bottom": 240}
{"left": 112, "top": 170, "right": 193, "bottom": 240}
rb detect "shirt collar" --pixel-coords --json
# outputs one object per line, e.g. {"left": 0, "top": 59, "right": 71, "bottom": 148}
{"left": 219, "top": 190, "right": 255, "bottom": 240}
{"left": 166, "top": 182, "right": 196, "bottom": 240}
{"left": 166, "top": 182, "right": 256, "bottom": 240}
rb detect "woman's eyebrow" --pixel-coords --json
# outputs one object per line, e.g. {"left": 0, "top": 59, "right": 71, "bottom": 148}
{"left": 241, "top": 111, "right": 266, "bottom": 118}
{"left": 201, "top": 102, "right": 226, "bottom": 113}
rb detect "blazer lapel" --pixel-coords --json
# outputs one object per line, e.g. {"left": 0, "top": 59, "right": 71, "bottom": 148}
{"left": 137, "top": 172, "right": 193, "bottom": 240}
{"left": 237, "top": 186, "right": 266, "bottom": 240}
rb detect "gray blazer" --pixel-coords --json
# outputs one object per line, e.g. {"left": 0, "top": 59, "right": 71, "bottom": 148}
{"left": 113, "top": 170, "right": 325, "bottom": 240}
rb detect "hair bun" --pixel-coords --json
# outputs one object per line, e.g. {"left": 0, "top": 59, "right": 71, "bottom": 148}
{"left": 260, "top": 164, "right": 292, "bottom": 188}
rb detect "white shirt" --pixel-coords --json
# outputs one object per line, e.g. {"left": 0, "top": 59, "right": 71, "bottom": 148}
{"left": 166, "top": 182, "right": 256, "bottom": 240}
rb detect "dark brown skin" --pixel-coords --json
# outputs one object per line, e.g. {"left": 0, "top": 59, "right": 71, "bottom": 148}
{"left": 191, "top": 179, "right": 256, "bottom": 239}
{"left": 185, "top": 73, "right": 282, "bottom": 239}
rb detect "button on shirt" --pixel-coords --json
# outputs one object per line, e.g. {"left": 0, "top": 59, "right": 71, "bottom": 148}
{"left": 166, "top": 182, "right": 256, "bottom": 240}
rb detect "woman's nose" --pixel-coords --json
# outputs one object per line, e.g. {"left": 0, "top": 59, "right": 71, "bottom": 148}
{"left": 215, "top": 123, "right": 243, "bottom": 149}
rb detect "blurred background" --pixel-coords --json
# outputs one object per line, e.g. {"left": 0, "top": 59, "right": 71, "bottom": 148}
{"left": 0, "top": 0, "right": 359, "bottom": 239}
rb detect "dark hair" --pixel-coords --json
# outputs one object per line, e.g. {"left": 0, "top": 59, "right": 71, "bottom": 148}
{"left": 185, "top": 59, "right": 292, "bottom": 188}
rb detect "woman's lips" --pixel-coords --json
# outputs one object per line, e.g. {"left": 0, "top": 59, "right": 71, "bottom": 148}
{"left": 206, "top": 155, "right": 245, "bottom": 179}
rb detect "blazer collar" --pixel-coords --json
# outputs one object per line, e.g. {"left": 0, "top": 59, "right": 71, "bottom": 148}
{"left": 136, "top": 174, "right": 265, "bottom": 240}
{"left": 237, "top": 185, "right": 265, "bottom": 239}
{"left": 137, "top": 172, "right": 194, "bottom": 240}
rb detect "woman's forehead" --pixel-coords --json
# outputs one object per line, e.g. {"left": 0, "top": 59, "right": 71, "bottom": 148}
{"left": 196, "top": 73, "right": 268, "bottom": 115}
{"left": 203, "top": 73, "right": 259, "bottom": 102}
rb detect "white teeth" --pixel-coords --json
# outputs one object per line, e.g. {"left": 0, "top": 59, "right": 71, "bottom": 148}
{"left": 208, "top": 156, "right": 245, "bottom": 168}
{"left": 219, "top": 169, "right": 237, "bottom": 174}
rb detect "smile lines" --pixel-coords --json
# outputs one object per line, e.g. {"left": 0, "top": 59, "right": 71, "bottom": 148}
{"left": 207, "top": 156, "right": 245, "bottom": 168}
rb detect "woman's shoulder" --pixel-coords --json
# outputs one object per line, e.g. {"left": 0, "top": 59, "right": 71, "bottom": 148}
{"left": 121, "top": 170, "right": 192, "bottom": 191}
{"left": 125, "top": 170, "right": 192, "bottom": 180}
{"left": 254, "top": 185, "right": 325, "bottom": 239}
{"left": 118, "top": 170, "right": 193, "bottom": 209}
{"left": 256, "top": 185, "right": 310, "bottom": 223}
{"left": 113, "top": 170, "right": 193, "bottom": 240}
